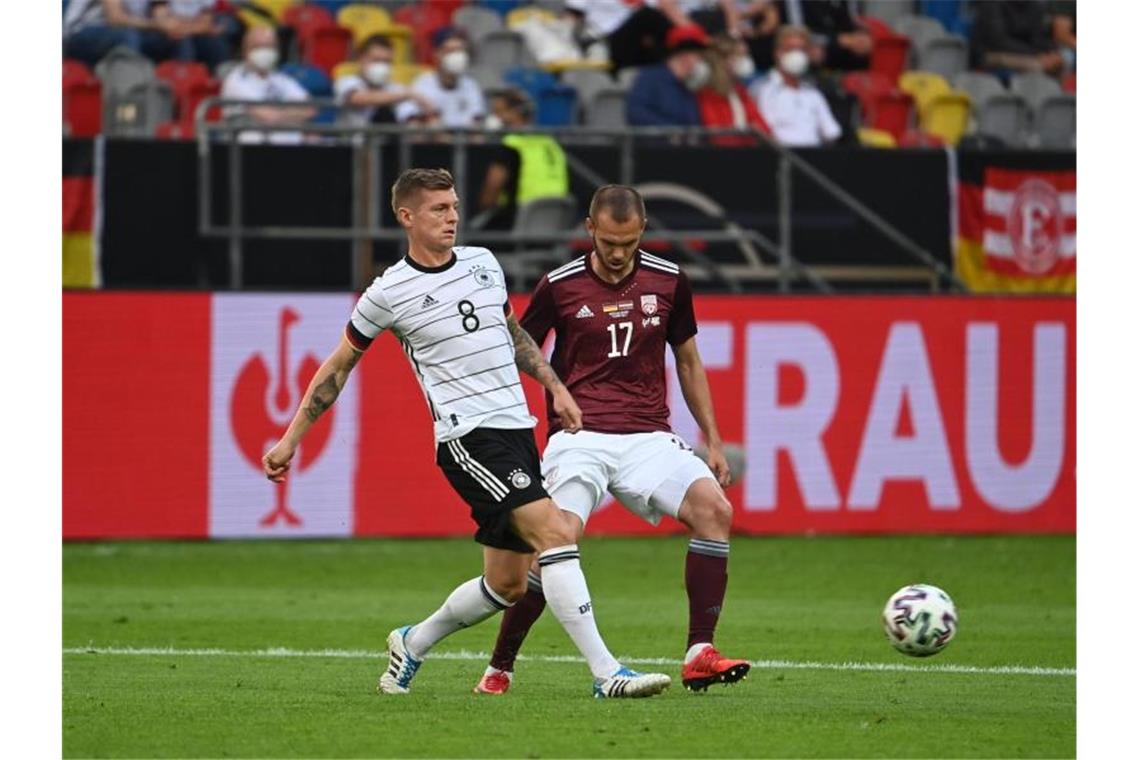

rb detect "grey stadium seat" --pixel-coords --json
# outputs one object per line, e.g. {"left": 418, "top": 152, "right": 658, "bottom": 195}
{"left": 918, "top": 35, "right": 969, "bottom": 80}
{"left": 470, "top": 64, "right": 506, "bottom": 91}
{"left": 863, "top": 0, "right": 915, "bottom": 26}
{"left": 894, "top": 13, "right": 946, "bottom": 53}
{"left": 453, "top": 5, "right": 505, "bottom": 43}
{"left": 561, "top": 69, "right": 614, "bottom": 114}
{"left": 954, "top": 71, "right": 1006, "bottom": 111}
{"left": 513, "top": 196, "right": 578, "bottom": 234}
{"left": 94, "top": 46, "right": 155, "bottom": 96}
{"left": 1034, "top": 94, "right": 1075, "bottom": 149}
{"left": 977, "top": 93, "right": 1031, "bottom": 148}
{"left": 585, "top": 88, "right": 627, "bottom": 129}
{"left": 616, "top": 66, "right": 641, "bottom": 90}
{"left": 106, "top": 81, "right": 174, "bottom": 137}
{"left": 475, "top": 30, "right": 527, "bottom": 70}
{"left": 1010, "top": 71, "right": 1063, "bottom": 112}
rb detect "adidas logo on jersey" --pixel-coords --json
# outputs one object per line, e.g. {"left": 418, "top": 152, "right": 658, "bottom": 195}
{"left": 421, "top": 294, "right": 438, "bottom": 309}
{"left": 575, "top": 304, "right": 594, "bottom": 319}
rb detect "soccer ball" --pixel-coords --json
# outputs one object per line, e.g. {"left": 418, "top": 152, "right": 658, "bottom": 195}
{"left": 882, "top": 584, "right": 958, "bottom": 657}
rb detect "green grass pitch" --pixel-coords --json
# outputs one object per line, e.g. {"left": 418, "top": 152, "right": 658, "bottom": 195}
{"left": 63, "top": 536, "right": 1074, "bottom": 758}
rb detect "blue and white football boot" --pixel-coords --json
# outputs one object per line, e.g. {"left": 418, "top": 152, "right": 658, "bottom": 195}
{"left": 592, "top": 666, "right": 671, "bottom": 698}
{"left": 377, "top": 625, "right": 423, "bottom": 695}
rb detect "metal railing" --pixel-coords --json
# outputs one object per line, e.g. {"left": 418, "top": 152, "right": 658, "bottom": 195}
{"left": 195, "top": 98, "right": 964, "bottom": 293}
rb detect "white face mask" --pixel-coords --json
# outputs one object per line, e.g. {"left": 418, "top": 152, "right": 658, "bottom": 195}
{"left": 440, "top": 50, "right": 469, "bottom": 76}
{"left": 732, "top": 55, "right": 756, "bottom": 80}
{"left": 362, "top": 61, "right": 392, "bottom": 87}
{"left": 684, "top": 58, "right": 711, "bottom": 91}
{"left": 247, "top": 46, "right": 278, "bottom": 73}
{"left": 483, "top": 114, "right": 504, "bottom": 130}
{"left": 779, "top": 49, "right": 809, "bottom": 78}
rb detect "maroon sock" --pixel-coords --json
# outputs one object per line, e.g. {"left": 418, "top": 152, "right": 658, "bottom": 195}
{"left": 489, "top": 578, "right": 547, "bottom": 672}
{"left": 685, "top": 539, "right": 730, "bottom": 648}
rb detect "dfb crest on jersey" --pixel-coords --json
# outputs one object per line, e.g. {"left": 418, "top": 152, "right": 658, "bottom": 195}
{"left": 509, "top": 468, "right": 532, "bottom": 489}
{"left": 472, "top": 267, "right": 495, "bottom": 287}
{"left": 641, "top": 294, "right": 658, "bottom": 316}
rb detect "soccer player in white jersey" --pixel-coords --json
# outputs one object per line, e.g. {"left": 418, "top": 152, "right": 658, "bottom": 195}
{"left": 262, "top": 169, "right": 671, "bottom": 699}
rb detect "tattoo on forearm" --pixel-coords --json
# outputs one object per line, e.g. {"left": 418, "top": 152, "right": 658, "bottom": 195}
{"left": 507, "top": 317, "right": 561, "bottom": 387}
{"left": 304, "top": 373, "right": 342, "bottom": 422}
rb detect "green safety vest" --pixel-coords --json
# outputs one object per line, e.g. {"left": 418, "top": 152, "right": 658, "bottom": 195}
{"left": 500, "top": 133, "right": 569, "bottom": 205}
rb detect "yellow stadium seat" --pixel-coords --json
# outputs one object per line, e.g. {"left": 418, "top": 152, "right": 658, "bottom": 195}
{"left": 392, "top": 63, "right": 429, "bottom": 86}
{"left": 899, "top": 71, "right": 950, "bottom": 118}
{"left": 236, "top": 7, "right": 275, "bottom": 28}
{"left": 506, "top": 7, "right": 557, "bottom": 29}
{"left": 251, "top": 0, "right": 295, "bottom": 23}
{"left": 857, "top": 127, "right": 897, "bottom": 148}
{"left": 332, "top": 61, "right": 360, "bottom": 82}
{"left": 920, "top": 92, "right": 972, "bottom": 145}
{"left": 382, "top": 24, "right": 414, "bottom": 65}
{"left": 337, "top": 4, "right": 392, "bottom": 33}
{"left": 541, "top": 59, "right": 613, "bottom": 74}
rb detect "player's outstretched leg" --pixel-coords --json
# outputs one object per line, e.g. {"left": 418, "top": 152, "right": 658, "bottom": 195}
{"left": 676, "top": 478, "right": 751, "bottom": 692}
{"left": 379, "top": 574, "right": 517, "bottom": 695}
{"left": 475, "top": 569, "right": 547, "bottom": 695}
{"left": 511, "top": 498, "right": 671, "bottom": 698}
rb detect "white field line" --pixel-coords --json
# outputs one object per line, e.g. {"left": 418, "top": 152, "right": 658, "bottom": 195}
{"left": 62, "top": 646, "right": 1075, "bottom": 678}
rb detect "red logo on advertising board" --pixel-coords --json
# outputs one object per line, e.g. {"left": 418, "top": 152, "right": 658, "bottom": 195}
{"left": 229, "top": 308, "right": 332, "bottom": 527}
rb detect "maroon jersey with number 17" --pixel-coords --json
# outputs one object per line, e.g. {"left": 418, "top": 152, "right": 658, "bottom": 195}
{"left": 520, "top": 251, "right": 698, "bottom": 437}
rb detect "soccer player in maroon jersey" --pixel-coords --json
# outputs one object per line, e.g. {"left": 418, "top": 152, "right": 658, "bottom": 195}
{"left": 474, "top": 185, "right": 750, "bottom": 695}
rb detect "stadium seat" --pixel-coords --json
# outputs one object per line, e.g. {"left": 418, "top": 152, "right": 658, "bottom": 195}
{"left": 1034, "top": 94, "right": 1075, "bottom": 149}
{"left": 477, "top": 30, "right": 530, "bottom": 70}
{"left": 958, "top": 132, "right": 1007, "bottom": 150}
{"left": 336, "top": 3, "right": 413, "bottom": 61}
{"left": 1061, "top": 72, "right": 1076, "bottom": 94}
{"left": 393, "top": 3, "right": 454, "bottom": 64}
{"left": 94, "top": 46, "right": 155, "bottom": 96}
{"left": 470, "top": 64, "right": 506, "bottom": 91}
{"left": 898, "top": 70, "right": 950, "bottom": 116}
{"left": 561, "top": 69, "right": 614, "bottom": 114}
{"left": 251, "top": 0, "right": 296, "bottom": 23}
{"left": 862, "top": 89, "right": 914, "bottom": 141}
{"left": 177, "top": 78, "right": 221, "bottom": 126}
{"left": 863, "top": 0, "right": 915, "bottom": 26}
{"left": 64, "top": 58, "right": 95, "bottom": 85}
{"left": 156, "top": 119, "right": 193, "bottom": 139}
{"left": 918, "top": 91, "right": 970, "bottom": 144}
{"left": 917, "top": 35, "right": 968, "bottom": 80}
{"left": 283, "top": 4, "right": 336, "bottom": 39}
{"left": 868, "top": 30, "right": 911, "bottom": 83}
{"left": 976, "top": 93, "right": 1030, "bottom": 148}
{"left": 857, "top": 127, "right": 897, "bottom": 148}
{"left": 280, "top": 62, "right": 333, "bottom": 97}
{"left": 535, "top": 85, "right": 577, "bottom": 126}
{"left": 1010, "top": 71, "right": 1063, "bottom": 112}
{"left": 919, "top": 0, "right": 972, "bottom": 36}
{"left": 893, "top": 14, "right": 945, "bottom": 63}
{"left": 616, "top": 67, "right": 640, "bottom": 90}
{"left": 392, "top": 63, "right": 429, "bottom": 86}
{"left": 503, "top": 66, "right": 558, "bottom": 99}
{"left": 301, "top": 25, "right": 354, "bottom": 75}
{"left": 514, "top": 196, "right": 577, "bottom": 233}
{"left": 106, "top": 80, "right": 175, "bottom": 137}
{"left": 63, "top": 74, "right": 103, "bottom": 137}
{"left": 953, "top": 71, "right": 1005, "bottom": 110}
{"left": 336, "top": 3, "right": 391, "bottom": 32}
{"left": 332, "top": 61, "right": 359, "bottom": 82}
{"left": 506, "top": 6, "right": 557, "bottom": 29}
{"left": 481, "top": 0, "right": 527, "bottom": 16}
{"left": 312, "top": 0, "right": 353, "bottom": 15}
{"left": 156, "top": 61, "right": 212, "bottom": 111}
{"left": 453, "top": 5, "right": 505, "bottom": 42}
{"left": 584, "top": 88, "right": 626, "bottom": 129}
{"left": 898, "top": 129, "right": 945, "bottom": 147}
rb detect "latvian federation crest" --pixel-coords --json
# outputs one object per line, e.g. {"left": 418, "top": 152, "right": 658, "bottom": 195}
{"left": 640, "top": 294, "right": 658, "bottom": 316}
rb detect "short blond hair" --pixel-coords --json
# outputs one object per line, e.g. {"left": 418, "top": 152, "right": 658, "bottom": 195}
{"left": 776, "top": 25, "right": 811, "bottom": 49}
{"left": 390, "top": 168, "right": 454, "bottom": 214}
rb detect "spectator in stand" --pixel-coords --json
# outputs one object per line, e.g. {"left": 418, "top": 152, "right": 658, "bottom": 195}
{"left": 739, "top": 0, "right": 782, "bottom": 71}
{"left": 474, "top": 89, "right": 570, "bottom": 230}
{"left": 149, "top": 1, "right": 232, "bottom": 71}
{"left": 563, "top": 0, "right": 679, "bottom": 70}
{"left": 749, "top": 25, "right": 841, "bottom": 146}
{"left": 697, "top": 36, "right": 771, "bottom": 146}
{"left": 779, "top": 0, "right": 871, "bottom": 71}
{"left": 971, "top": 0, "right": 1064, "bottom": 75}
{"left": 395, "top": 28, "right": 486, "bottom": 128}
{"left": 63, "top": 0, "right": 167, "bottom": 67}
{"left": 336, "top": 35, "right": 438, "bottom": 128}
{"left": 1049, "top": 1, "right": 1076, "bottom": 71}
{"left": 221, "top": 26, "right": 315, "bottom": 145}
{"left": 626, "top": 24, "right": 711, "bottom": 127}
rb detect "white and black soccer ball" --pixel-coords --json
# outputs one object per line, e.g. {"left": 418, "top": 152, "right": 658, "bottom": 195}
{"left": 882, "top": 584, "right": 958, "bottom": 657}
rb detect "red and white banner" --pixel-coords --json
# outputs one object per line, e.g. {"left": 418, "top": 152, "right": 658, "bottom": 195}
{"left": 981, "top": 168, "right": 1076, "bottom": 278}
{"left": 63, "top": 292, "right": 1075, "bottom": 539}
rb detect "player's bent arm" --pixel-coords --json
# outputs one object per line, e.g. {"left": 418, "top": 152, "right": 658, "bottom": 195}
{"left": 672, "top": 337, "right": 724, "bottom": 448}
{"left": 263, "top": 337, "right": 362, "bottom": 480}
{"left": 506, "top": 313, "right": 583, "bottom": 432}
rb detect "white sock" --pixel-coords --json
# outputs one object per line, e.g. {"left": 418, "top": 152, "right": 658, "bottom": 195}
{"left": 685, "top": 642, "right": 713, "bottom": 664}
{"left": 405, "top": 576, "right": 510, "bottom": 658}
{"left": 538, "top": 544, "right": 621, "bottom": 679}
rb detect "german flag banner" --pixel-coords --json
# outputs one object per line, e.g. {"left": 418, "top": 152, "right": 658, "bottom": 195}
{"left": 63, "top": 138, "right": 101, "bottom": 288}
{"left": 955, "top": 151, "right": 1075, "bottom": 293}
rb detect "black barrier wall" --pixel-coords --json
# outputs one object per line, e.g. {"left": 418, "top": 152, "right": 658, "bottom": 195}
{"left": 85, "top": 138, "right": 964, "bottom": 291}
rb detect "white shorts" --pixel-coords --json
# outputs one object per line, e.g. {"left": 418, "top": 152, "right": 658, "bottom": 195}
{"left": 541, "top": 429, "right": 717, "bottom": 528}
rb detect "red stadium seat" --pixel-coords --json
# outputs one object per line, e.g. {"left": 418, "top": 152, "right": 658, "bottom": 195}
{"left": 178, "top": 79, "right": 221, "bottom": 126}
{"left": 898, "top": 129, "right": 946, "bottom": 147}
{"left": 64, "top": 60, "right": 102, "bottom": 136}
{"left": 865, "top": 90, "right": 914, "bottom": 141}
{"left": 156, "top": 61, "right": 211, "bottom": 90}
{"left": 869, "top": 35, "right": 911, "bottom": 85}
{"left": 393, "top": 3, "right": 454, "bottom": 64}
{"left": 156, "top": 119, "right": 193, "bottom": 139}
{"left": 283, "top": 4, "right": 336, "bottom": 38}
{"left": 1061, "top": 72, "right": 1076, "bottom": 94}
{"left": 301, "top": 25, "right": 354, "bottom": 75}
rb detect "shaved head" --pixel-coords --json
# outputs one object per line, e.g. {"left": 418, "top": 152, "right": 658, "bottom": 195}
{"left": 588, "top": 185, "right": 646, "bottom": 224}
